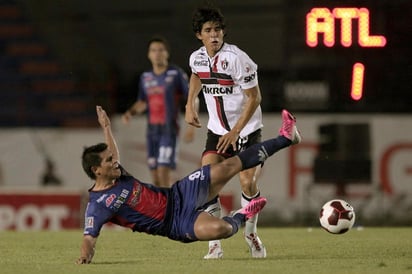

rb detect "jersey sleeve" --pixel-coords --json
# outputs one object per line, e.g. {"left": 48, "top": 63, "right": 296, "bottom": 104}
{"left": 176, "top": 66, "right": 189, "bottom": 98}
{"left": 189, "top": 51, "right": 198, "bottom": 75}
{"left": 137, "top": 74, "right": 146, "bottom": 101}
{"left": 83, "top": 201, "right": 113, "bottom": 237}
{"left": 232, "top": 50, "right": 258, "bottom": 90}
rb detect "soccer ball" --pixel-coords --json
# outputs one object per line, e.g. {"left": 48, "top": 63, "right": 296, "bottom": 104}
{"left": 319, "top": 199, "right": 355, "bottom": 234}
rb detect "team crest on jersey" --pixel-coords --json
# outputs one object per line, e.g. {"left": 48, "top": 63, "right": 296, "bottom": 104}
{"left": 128, "top": 184, "right": 142, "bottom": 207}
{"left": 221, "top": 59, "right": 228, "bottom": 70}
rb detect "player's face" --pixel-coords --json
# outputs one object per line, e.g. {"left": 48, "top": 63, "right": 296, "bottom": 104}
{"left": 96, "top": 149, "right": 121, "bottom": 180}
{"left": 148, "top": 42, "right": 169, "bottom": 67}
{"left": 196, "top": 21, "right": 224, "bottom": 57}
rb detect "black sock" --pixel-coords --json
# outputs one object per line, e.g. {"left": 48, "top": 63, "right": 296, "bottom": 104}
{"left": 222, "top": 214, "right": 245, "bottom": 238}
{"left": 238, "top": 136, "right": 291, "bottom": 170}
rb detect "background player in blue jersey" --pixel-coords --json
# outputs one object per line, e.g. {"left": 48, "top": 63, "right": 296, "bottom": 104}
{"left": 76, "top": 106, "right": 300, "bottom": 264}
{"left": 122, "top": 36, "right": 196, "bottom": 188}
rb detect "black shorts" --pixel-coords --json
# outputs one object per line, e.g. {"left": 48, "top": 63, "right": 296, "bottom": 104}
{"left": 203, "top": 129, "right": 262, "bottom": 158}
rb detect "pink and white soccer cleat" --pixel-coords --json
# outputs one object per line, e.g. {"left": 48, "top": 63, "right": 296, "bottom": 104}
{"left": 279, "top": 109, "right": 301, "bottom": 145}
{"left": 245, "top": 233, "right": 267, "bottom": 258}
{"left": 238, "top": 197, "right": 267, "bottom": 220}
{"left": 203, "top": 241, "right": 223, "bottom": 259}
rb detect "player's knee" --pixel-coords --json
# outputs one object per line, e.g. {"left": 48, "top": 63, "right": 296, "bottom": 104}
{"left": 214, "top": 221, "right": 233, "bottom": 238}
{"left": 197, "top": 221, "right": 232, "bottom": 239}
{"left": 219, "top": 158, "right": 240, "bottom": 176}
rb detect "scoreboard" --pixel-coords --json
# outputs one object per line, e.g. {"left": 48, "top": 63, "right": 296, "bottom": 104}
{"left": 275, "top": 0, "right": 411, "bottom": 113}
{"left": 306, "top": 7, "right": 386, "bottom": 101}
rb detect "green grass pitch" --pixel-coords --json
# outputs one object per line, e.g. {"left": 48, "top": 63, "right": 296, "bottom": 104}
{"left": 1, "top": 227, "right": 411, "bottom": 274}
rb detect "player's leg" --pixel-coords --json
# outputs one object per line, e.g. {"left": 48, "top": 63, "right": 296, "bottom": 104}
{"left": 236, "top": 130, "right": 266, "bottom": 257}
{"left": 207, "top": 109, "right": 301, "bottom": 195}
{"left": 200, "top": 130, "right": 228, "bottom": 259}
{"left": 156, "top": 134, "right": 177, "bottom": 187}
{"left": 236, "top": 109, "right": 301, "bottom": 171}
{"left": 204, "top": 109, "right": 301, "bottom": 257}
{"left": 150, "top": 169, "right": 160, "bottom": 186}
{"left": 202, "top": 196, "right": 223, "bottom": 259}
{"left": 201, "top": 150, "right": 226, "bottom": 259}
{"left": 156, "top": 166, "right": 172, "bottom": 187}
{"left": 147, "top": 132, "right": 161, "bottom": 186}
{"left": 208, "top": 109, "right": 301, "bottom": 199}
{"left": 194, "top": 197, "right": 267, "bottom": 241}
{"left": 239, "top": 166, "right": 267, "bottom": 258}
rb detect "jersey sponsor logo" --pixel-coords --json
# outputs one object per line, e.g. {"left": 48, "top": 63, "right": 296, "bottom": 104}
{"left": 244, "top": 72, "right": 256, "bottom": 83}
{"left": 111, "top": 189, "right": 130, "bottom": 210}
{"left": 85, "top": 217, "right": 94, "bottom": 229}
{"left": 166, "top": 70, "right": 178, "bottom": 76}
{"left": 165, "top": 76, "right": 174, "bottom": 83}
{"left": 202, "top": 85, "right": 233, "bottom": 95}
{"left": 194, "top": 60, "right": 209, "bottom": 66}
{"left": 144, "top": 79, "right": 158, "bottom": 89}
{"left": 106, "top": 194, "right": 116, "bottom": 207}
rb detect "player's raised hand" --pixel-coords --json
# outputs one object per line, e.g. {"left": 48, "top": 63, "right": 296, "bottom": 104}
{"left": 96, "top": 105, "right": 110, "bottom": 128}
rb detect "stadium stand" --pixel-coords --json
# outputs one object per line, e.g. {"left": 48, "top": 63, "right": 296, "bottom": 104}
{"left": 0, "top": 1, "right": 100, "bottom": 127}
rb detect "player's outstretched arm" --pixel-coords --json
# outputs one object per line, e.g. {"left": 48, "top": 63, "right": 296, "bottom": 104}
{"left": 96, "top": 106, "right": 120, "bottom": 163}
{"left": 121, "top": 100, "right": 147, "bottom": 124}
{"left": 185, "top": 73, "right": 202, "bottom": 128}
{"left": 76, "top": 235, "right": 97, "bottom": 264}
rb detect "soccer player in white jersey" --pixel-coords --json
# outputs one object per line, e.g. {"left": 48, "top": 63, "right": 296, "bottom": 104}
{"left": 185, "top": 6, "right": 297, "bottom": 259}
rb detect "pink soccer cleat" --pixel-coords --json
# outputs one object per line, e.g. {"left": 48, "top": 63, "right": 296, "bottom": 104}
{"left": 279, "top": 109, "right": 301, "bottom": 145}
{"left": 238, "top": 197, "right": 267, "bottom": 220}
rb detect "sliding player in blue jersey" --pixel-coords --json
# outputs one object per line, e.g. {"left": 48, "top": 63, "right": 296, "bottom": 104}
{"left": 76, "top": 106, "right": 300, "bottom": 264}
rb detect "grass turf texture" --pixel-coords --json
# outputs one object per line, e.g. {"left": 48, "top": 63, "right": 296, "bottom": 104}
{"left": 1, "top": 227, "right": 411, "bottom": 274}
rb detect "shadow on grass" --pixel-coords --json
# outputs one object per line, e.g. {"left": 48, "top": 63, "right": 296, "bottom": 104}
{"left": 93, "top": 260, "right": 141, "bottom": 265}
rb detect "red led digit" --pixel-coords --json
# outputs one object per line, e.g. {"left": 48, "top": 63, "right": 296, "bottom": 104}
{"left": 351, "top": 62, "right": 365, "bottom": 101}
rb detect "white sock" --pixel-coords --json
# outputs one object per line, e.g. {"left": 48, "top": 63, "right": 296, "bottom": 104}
{"left": 208, "top": 240, "right": 221, "bottom": 249}
{"left": 205, "top": 198, "right": 222, "bottom": 248}
{"left": 205, "top": 197, "right": 222, "bottom": 218}
{"left": 241, "top": 192, "right": 260, "bottom": 236}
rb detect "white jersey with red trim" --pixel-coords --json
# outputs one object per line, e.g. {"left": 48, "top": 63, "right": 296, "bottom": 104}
{"left": 189, "top": 43, "right": 263, "bottom": 137}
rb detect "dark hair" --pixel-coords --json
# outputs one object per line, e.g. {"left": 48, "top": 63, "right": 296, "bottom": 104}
{"left": 82, "top": 143, "right": 107, "bottom": 180}
{"left": 147, "top": 36, "right": 170, "bottom": 53}
{"left": 192, "top": 6, "right": 226, "bottom": 34}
